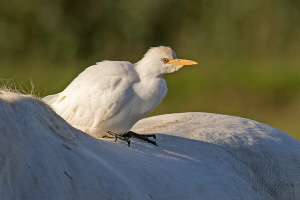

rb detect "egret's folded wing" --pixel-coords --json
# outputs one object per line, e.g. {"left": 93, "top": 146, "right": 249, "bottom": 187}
{"left": 43, "top": 61, "right": 136, "bottom": 130}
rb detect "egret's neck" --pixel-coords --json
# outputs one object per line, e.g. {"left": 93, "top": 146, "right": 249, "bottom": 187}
{"left": 133, "top": 62, "right": 167, "bottom": 101}
{"left": 135, "top": 59, "right": 165, "bottom": 79}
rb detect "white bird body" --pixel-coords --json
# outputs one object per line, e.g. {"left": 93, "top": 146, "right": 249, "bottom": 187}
{"left": 43, "top": 46, "right": 197, "bottom": 138}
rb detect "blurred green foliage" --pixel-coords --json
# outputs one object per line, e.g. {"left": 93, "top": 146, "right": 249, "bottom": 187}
{"left": 1, "top": 0, "right": 299, "bottom": 140}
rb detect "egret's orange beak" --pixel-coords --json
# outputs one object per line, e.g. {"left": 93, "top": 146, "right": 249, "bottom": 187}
{"left": 168, "top": 59, "right": 198, "bottom": 66}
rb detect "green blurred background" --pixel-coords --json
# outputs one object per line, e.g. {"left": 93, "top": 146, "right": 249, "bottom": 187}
{"left": 1, "top": 0, "right": 299, "bottom": 140}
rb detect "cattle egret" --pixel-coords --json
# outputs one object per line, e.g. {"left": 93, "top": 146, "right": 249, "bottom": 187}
{"left": 43, "top": 46, "right": 197, "bottom": 145}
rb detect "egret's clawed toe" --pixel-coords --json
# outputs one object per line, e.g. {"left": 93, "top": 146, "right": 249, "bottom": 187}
{"left": 107, "top": 131, "right": 157, "bottom": 146}
{"left": 124, "top": 131, "right": 157, "bottom": 146}
{"left": 107, "top": 131, "right": 131, "bottom": 146}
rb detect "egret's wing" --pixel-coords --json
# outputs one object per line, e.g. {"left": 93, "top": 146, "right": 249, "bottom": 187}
{"left": 43, "top": 61, "right": 137, "bottom": 130}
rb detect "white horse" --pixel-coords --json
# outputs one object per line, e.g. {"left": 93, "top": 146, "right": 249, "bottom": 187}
{"left": 0, "top": 90, "right": 299, "bottom": 200}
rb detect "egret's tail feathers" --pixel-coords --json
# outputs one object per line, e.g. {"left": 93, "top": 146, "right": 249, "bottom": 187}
{"left": 42, "top": 94, "right": 60, "bottom": 105}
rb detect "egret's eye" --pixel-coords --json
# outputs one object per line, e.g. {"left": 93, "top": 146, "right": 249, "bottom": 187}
{"left": 162, "top": 58, "right": 169, "bottom": 63}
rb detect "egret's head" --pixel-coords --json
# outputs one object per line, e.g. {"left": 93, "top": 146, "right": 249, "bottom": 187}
{"left": 136, "top": 46, "right": 197, "bottom": 77}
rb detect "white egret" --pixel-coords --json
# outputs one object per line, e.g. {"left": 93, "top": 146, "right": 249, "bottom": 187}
{"left": 43, "top": 46, "right": 197, "bottom": 145}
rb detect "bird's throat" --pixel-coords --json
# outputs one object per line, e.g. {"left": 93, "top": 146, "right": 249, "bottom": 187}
{"left": 133, "top": 78, "right": 167, "bottom": 101}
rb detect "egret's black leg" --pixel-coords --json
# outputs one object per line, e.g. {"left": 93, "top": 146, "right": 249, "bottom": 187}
{"left": 106, "top": 131, "right": 131, "bottom": 146}
{"left": 123, "top": 131, "right": 157, "bottom": 146}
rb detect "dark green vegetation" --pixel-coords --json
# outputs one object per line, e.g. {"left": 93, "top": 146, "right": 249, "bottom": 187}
{"left": 1, "top": 0, "right": 299, "bottom": 140}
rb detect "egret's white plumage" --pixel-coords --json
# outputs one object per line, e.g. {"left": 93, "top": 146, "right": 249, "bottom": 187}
{"left": 43, "top": 46, "right": 197, "bottom": 140}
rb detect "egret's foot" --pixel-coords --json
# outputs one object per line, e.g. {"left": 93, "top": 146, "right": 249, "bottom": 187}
{"left": 106, "top": 131, "right": 130, "bottom": 146}
{"left": 123, "top": 131, "right": 157, "bottom": 146}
